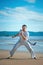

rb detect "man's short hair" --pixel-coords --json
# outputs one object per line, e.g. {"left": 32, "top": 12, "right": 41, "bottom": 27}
{"left": 22, "top": 25, "right": 27, "bottom": 27}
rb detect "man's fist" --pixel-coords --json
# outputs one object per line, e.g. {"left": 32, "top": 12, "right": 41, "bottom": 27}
{"left": 20, "top": 31, "right": 24, "bottom": 36}
{"left": 12, "top": 36, "right": 15, "bottom": 38}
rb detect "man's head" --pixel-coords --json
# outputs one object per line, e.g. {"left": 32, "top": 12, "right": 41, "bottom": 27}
{"left": 22, "top": 25, "right": 27, "bottom": 31}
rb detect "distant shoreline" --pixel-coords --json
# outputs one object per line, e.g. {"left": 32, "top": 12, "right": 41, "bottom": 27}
{"left": 0, "top": 31, "right": 43, "bottom": 36}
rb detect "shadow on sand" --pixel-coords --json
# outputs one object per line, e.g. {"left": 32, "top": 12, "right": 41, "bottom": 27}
{"left": 0, "top": 57, "right": 34, "bottom": 60}
{"left": 0, "top": 57, "right": 43, "bottom": 60}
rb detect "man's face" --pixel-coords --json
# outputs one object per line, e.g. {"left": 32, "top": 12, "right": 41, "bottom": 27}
{"left": 22, "top": 26, "right": 27, "bottom": 31}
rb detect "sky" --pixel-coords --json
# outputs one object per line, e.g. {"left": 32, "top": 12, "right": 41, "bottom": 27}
{"left": 0, "top": 0, "right": 43, "bottom": 32}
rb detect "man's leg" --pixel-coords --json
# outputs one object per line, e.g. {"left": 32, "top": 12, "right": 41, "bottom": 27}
{"left": 10, "top": 40, "right": 21, "bottom": 57}
{"left": 24, "top": 41, "right": 36, "bottom": 59}
{"left": 28, "top": 40, "right": 37, "bottom": 46}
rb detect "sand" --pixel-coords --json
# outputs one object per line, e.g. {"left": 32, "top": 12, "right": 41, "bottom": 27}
{"left": 0, "top": 50, "right": 43, "bottom": 65}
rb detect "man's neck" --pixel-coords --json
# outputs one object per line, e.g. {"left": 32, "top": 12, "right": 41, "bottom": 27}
{"left": 22, "top": 30, "right": 26, "bottom": 32}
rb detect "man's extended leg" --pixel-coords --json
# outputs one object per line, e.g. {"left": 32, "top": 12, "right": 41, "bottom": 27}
{"left": 10, "top": 40, "right": 21, "bottom": 57}
{"left": 7, "top": 40, "right": 21, "bottom": 59}
{"left": 24, "top": 41, "right": 36, "bottom": 59}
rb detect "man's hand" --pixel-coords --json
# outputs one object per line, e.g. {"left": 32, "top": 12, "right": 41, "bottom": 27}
{"left": 12, "top": 33, "right": 19, "bottom": 38}
{"left": 20, "top": 31, "right": 23, "bottom": 36}
{"left": 19, "top": 31, "right": 28, "bottom": 40}
{"left": 12, "top": 36, "right": 15, "bottom": 38}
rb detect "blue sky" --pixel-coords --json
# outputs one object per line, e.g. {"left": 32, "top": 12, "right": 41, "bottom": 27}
{"left": 0, "top": 0, "right": 43, "bottom": 31}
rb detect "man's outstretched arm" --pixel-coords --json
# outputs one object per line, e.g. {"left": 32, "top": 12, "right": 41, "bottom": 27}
{"left": 12, "top": 33, "right": 19, "bottom": 38}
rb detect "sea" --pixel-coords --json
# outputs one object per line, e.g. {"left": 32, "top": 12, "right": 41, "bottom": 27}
{"left": 0, "top": 36, "right": 43, "bottom": 53}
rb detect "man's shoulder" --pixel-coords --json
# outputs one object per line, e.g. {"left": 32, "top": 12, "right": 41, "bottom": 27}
{"left": 25, "top": 31, "right": 29, "bottom": 33}
{"left": 24, "top": 31, "right": 29, "bottom": 35}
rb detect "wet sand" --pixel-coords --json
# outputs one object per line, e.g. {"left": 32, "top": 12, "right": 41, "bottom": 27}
{"left": 0, "top": 50, "right": 43, "bottom": 65}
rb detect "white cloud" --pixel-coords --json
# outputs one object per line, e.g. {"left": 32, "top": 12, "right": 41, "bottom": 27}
{"left": 0, "top": 11, "right": 9, "bottom": 16}
{"left": 0, "top": 7, "right": 43, "bottom": 31}
{"left": 0, "top": 7, "right": 43, "bottom": 22}
{"left": 24, "top": 0, "right": 36, "bottom": 3}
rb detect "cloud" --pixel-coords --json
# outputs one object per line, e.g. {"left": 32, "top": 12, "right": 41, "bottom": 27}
{"left": 0, "top": 11, "right": 9, "bottom": 16}
{"left": 6, "top": 7, "right": 43, "bottom": 22}
{"left": 0, "top": 6, "right": 43, "bottom": 23}
{"left": 24, "top": 0, "right": 36, "bottom": 3}
{"left": 0, "top": 6, "right": 43, "bottom": 31}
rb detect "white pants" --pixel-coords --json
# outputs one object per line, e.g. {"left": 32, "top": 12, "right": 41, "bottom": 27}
{"left": 10, "top": 39, "right": 36, "bottom": 58}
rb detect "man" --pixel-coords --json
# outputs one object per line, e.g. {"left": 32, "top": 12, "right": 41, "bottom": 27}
{"left": 7, "top": 25, "right": 36, "bottom": 59}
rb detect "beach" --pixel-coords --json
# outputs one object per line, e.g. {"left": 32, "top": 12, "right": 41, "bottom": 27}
{"left": 0, "top": 50, "right": 43, "bottom": 65}
{"left": 0, "top": 36, "right": 43, "bottom": 65}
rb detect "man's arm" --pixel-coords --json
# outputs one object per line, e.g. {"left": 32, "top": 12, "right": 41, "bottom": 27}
{"left": 22, "top": 34, "right": 28, "bottom": 40}
{"left": 12, "top": 33, "right": 19, "bottom": 38}
{"left": 20, "top": 31, "right": 28, "bottom": 40}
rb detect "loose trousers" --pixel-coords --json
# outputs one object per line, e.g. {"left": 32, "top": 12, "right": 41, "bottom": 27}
{"left": 10, "top": 40, "right": 35, "bottom": 58}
